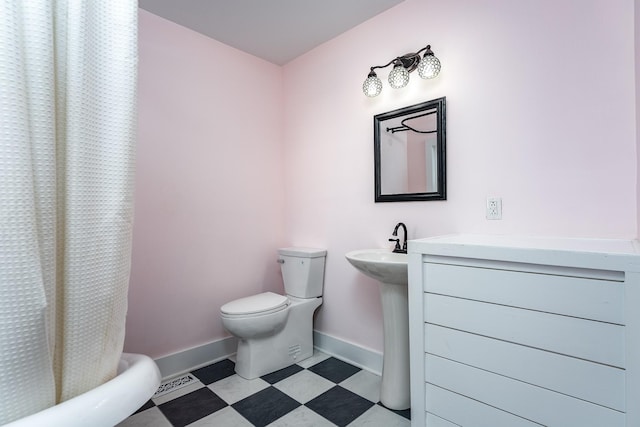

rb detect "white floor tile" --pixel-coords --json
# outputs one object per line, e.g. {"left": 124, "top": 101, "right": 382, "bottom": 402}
{"left": 116, "top": 407, "right": 173, "bottom": 427}
{"left": 208, "top": 374, "right": 270, "bottom": 404}
{"left": 340, "top": 369, "right": 381, "bottom": 403}
{"left": 296, "top": 349, "right": 331, "bottom": 369}
{"left": 273, "top": 369, "right": 335, "bottom": 403}
{"left": 152, "top": 380, "right": 204, "bottom": 405}
{"left": 186, "top": 406, "right": 253, "bottom": 426}
{"left": 266, "top": 405, "right": 337, "bottom": 427}
{"left": 347, "top": 404, "right": 411, "bottom": 427}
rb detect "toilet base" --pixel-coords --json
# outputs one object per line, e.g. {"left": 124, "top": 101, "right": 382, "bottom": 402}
{"left": 234, "top": 296, "right": 322, "bottom": 379}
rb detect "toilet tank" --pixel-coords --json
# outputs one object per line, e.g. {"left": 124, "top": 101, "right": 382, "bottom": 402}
{"left": 278, "top": 247, "right": 327, "bottom": 298}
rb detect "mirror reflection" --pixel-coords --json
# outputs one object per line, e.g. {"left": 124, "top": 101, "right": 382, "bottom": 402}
{"left": 374, "top": 97, "right": 446, "bottom": 202}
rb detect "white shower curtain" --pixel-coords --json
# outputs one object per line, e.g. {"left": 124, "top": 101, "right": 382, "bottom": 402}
{"left": 0, "top": 1, "right": 137, "bottom": 424}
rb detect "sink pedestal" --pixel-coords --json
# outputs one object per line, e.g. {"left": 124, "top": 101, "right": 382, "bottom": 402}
{"left": 379, "top": 282, "right": 410, "bottom": 410}
{"left": 344, "top": 249, "right": 410, "bottom": 411}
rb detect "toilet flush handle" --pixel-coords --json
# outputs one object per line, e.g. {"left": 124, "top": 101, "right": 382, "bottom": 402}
{"left": 277, "top": 259, "right": 285, "bottom": 264}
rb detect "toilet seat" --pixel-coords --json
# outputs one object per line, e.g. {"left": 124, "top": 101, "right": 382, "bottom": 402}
{"left": 220, "top": 292, "right": 289, "bottom": 318}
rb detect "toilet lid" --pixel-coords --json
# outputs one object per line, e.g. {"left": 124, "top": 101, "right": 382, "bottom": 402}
{"left": 221, "top": 292, "right": 289, "bottom": 316}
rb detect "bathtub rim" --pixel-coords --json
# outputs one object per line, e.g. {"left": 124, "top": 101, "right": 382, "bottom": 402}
{"left": 3, "top": 352, "right": 161, "bottom": 427}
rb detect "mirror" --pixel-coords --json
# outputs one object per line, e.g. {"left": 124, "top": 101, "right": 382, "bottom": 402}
{"left": 374, "top": 97, "right": 446, "bottom": 202}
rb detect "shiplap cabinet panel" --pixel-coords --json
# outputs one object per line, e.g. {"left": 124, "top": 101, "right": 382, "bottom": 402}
{"left": 425, "top": 324, "right": 624, "bottom": 411}
{"left": 425, "top": 384, "right": 540, "bottom": 427}
{"left": 424, "top": 262, "right": 624, "bottom": 324}
{"left": 425, "top": 413, "right": 459, "bottom": 427}
{"left": 407, "top": 235, "right": 640, "bottom": 427}
{"left": 424, "top": 293, "right": 624, "bottom": 367}
{"left": 426, "top": 355, "right": 625, "bottom": 427}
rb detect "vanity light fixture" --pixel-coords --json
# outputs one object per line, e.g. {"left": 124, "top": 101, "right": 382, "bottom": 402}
{"left": 362, "top": 45, "right": 441, "bottom": 97}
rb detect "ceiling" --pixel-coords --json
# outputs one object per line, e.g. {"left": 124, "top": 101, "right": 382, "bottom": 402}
{"left": 138, "top": 0, "right": 405, "bottom": 65}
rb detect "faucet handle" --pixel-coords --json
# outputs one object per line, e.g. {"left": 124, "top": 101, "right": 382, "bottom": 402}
{"left": 389, "top": 237, "right": 402, "bottom": 252}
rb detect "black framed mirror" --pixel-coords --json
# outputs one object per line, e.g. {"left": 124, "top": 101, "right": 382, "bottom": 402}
{"left": 374, "top": 97, "right": 446, "bottom": 202}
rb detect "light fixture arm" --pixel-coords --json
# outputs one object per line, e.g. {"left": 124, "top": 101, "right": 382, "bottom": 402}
{"left": 369, "top": 45, "right": 434, "bottom": 74}
{"left": 369, "top": 59, "right": 397, "bottom": 73}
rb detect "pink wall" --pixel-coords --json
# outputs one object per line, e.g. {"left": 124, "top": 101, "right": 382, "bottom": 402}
{"left": 125, "top": 10, "right": 285, "bottom": 358}
{"left": 130, "top": 1, "right": 637, "bottom": 360}
{"left": 283, "top": 0, "right": 637, "bottom": 351}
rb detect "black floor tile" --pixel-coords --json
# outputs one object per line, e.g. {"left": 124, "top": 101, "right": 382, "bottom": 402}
{"left": 133, "top": 399, "right": 155, "bottom": 414}
{"left": 232, "top": 386, "right": 301, "bottom": 427}
{"left": 307, "top": 357, "right": 361, "bottom": 383}
{"left": 306, "top": 385, "right": 374, "bottom": 427}
{"left": 378, "top": 402, "right": 411, "bottom": 419}
{"left": 260, "top": 364, "right": 304, "bottom": 384}
{"left": 158, "top": 387, "right": 227, "bottom": 427}
{"left": 191, "top": 359, "right": 236, "bottom": 385}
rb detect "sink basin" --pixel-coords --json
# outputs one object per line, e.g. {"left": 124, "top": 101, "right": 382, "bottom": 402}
{"left": 345, "top": 248, "right": 410, "bottom": 410}
{"left": 345, "top": 249, "right": 408, "bottom": 285}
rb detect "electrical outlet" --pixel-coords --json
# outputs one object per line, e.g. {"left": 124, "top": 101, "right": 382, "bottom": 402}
{"left": 486, "top": 197, "right": 502, "bottom": 220}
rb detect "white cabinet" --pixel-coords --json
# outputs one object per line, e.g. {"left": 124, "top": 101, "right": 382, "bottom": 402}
{"left": 408, "top": 235, "right": 640, "bottom": 427}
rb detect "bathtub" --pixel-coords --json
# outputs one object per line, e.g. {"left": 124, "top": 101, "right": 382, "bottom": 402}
{"left": 3, "top": 353, "right": 161, "bottom": 427}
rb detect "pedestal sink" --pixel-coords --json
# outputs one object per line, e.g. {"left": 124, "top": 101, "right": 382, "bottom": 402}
{"left": 345, "top": 249, "right": 409, "bottom": 410}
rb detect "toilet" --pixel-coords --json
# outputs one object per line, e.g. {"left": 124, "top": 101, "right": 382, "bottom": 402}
{"left": 220, "top": 247, "right": 326, "bottom": 379}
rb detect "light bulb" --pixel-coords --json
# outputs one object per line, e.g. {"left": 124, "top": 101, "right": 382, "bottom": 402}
{"left": 418, "top": 54, "right": 441, "bottom": 79}
{"left": 388, "top": 64, "right": 409, "bottom": 89}
{"left": 363, "top": 71, "right": 382, "bottom": 97}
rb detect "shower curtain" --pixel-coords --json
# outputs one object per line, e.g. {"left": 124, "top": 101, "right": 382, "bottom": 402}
{"left": 0, "top": 1, "right": 137, "bottom": 424}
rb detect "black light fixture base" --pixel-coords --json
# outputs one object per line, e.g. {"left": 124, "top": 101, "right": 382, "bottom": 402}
{"left": 397, "top": 53, "right": 421, "bottom": 73}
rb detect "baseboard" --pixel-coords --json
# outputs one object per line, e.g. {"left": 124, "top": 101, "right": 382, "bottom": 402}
{"left": 313, "top": 330, "right": 383, "bottom": 376}
{"left": 153, "top": 331, "right": 383, "bottom": 379}
{"left": 154, "top": 336, "right": 237, "bottom": 379}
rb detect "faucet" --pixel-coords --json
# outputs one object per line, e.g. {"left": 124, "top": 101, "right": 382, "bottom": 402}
{"left": 389, "top": 222, "right": 408, "bottom": 254}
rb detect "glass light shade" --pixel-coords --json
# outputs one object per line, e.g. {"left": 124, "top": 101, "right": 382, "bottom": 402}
{"left": 418, "top": 55, "right": 441, "bottom": 79}
{"left": 388, "top": 65, "right": 409, "bottom": 89}
{"left": 363, "top": 74, "right": 383, "bottom": 97}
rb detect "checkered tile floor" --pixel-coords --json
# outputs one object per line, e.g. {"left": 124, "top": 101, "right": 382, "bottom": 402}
{"left": 117, "top": 350, "right": 410, "bottom": 427}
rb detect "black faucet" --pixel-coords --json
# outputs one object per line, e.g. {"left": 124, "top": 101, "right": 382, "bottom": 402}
{"left": 389, "top": 222, "right": 408, "bottom": 254}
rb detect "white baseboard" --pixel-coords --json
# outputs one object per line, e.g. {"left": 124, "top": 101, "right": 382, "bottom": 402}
{"left": 313, "top": 330, "right": 383, "bottom": 376}
{"left": 153, "top": 331, "right": 383, "bottom": 379}
{"left": 154, "top": 336, "right": 237, "bottom": 379}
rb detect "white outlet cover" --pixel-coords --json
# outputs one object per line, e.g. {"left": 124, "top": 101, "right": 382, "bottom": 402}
{"left": 486, "top": 197, "right": 502, "bottom": 220}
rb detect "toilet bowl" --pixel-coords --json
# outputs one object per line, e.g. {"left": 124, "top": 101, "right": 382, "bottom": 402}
{"left": 221, "top": 292, "right": 291, "bottom": 339}
{"left": 220, "top": 247, "right": 326, "bottom": 379}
